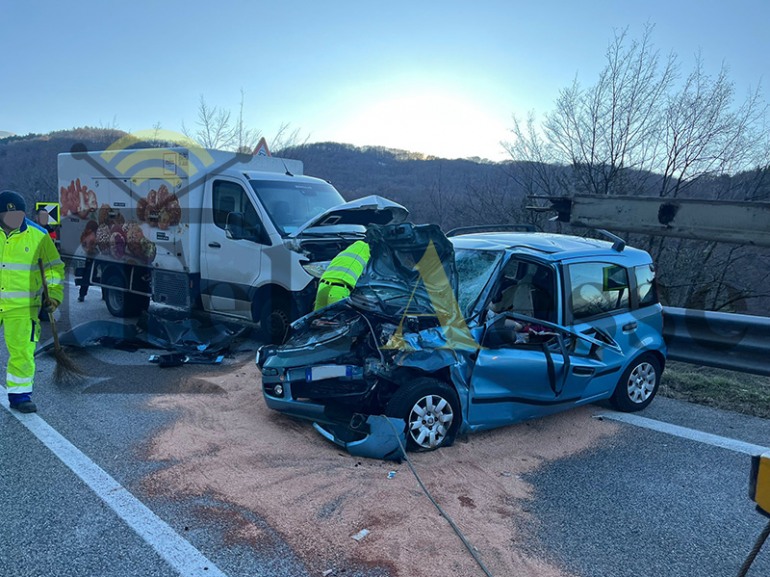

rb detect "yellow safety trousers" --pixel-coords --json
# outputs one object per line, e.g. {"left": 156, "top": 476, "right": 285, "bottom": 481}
{"left": 1, "top": 314, "right": 40, "bottom": 394}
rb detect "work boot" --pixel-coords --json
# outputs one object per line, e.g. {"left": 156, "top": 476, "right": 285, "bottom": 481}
{"left": 77, "top": 295, "right": 85, "bottom": 302}
{"left": 8, "top": 393, "right": 37, "bottom": 413}
{"left": 10, "top": 400, "right": 37, "bottom": 413}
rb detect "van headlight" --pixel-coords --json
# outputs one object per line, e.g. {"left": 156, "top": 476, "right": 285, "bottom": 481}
{"left": 301, "top": 261, "right": 330, "bottom": 279}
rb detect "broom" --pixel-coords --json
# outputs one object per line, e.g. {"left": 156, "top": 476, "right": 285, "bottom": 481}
{"left": 38, "top": 258, "right": 87, "bottom": 383}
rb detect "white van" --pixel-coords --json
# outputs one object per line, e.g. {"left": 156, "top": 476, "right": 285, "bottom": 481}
{"left": 58, "top": 147, "right": 407, "bottom": 341}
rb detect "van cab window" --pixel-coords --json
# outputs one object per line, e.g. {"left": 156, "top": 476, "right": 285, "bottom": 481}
{"left": 212, "top": 180, "right": 264, "bottom": 238}
{"left": 250, "top": 179, "right": 346, "bottom": 236}
{"left": 568, "top": 262, "right": 630, "bottom": 320}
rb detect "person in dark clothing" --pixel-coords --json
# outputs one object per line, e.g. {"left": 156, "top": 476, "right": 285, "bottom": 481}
{"left": 77, "top": 258, "right": 93, "bottom": 302}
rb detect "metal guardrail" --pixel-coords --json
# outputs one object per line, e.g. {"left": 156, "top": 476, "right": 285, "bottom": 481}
{"left": 663, "top": 306, "right": 770, "bottom": 376}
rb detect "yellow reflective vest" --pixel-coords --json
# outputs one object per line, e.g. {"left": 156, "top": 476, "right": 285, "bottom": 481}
{"left": 0, "top": 219, "right": 65, "bottom": 315}
{"left": 320, "top": 240, "right": 370, "bottom": 289}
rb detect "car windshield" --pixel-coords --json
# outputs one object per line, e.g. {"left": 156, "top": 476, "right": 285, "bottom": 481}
{"left": 455, "top": 248, "right": 502, "bottom": 316}
{"left": 250, "top": 179, "right": 345, "bottom": 236}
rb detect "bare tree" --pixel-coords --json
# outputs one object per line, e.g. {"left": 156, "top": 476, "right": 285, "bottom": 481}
{"left": 506, "top": 25, "right": 768, "bottom": 197}
{"left": 233, "top": 89, "right": 263, "bottom": 153}
{"left": 182, "top": 93, "right": 305, "bottom": 154}
{"left": 271, "top": 122, "right": 309, "bottom": 154}
{"left": 182, "top": 95, "right": 237, "bottom": 149}
{"left": 503, "top": 24, "right": 770, "bottom": 311}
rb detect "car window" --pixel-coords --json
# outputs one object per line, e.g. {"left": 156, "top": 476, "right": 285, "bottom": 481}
{"left": 634, "top": 264, "right": 658, "bottom": 307}
{"left": 488, "top": 259, "right": 557, "bottom": 323}
{"left": 568, "top": 262, "right": 630, "bottom": 320}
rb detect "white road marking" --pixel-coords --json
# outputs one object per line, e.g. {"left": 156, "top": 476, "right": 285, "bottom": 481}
{"left": 597, "top": 411, "right": 770, "bottom": 456}
{"left": 1, "top": 397, "right": 229, "bottom": 577}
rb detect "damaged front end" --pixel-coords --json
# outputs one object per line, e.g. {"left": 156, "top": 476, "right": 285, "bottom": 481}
{"left": 258, "top": 222, "right": 471, "bottom": 458}
{"left": 258, "top": 301, "right": 412, "bottom": 459}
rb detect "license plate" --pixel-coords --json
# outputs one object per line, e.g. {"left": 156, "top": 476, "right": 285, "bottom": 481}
{"left": 306, "top": 365, "right": 350, "bottom": 381}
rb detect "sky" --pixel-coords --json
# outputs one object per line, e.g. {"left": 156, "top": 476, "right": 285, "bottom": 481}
{"left": 1, "top": 0, "right": 768, "bottom": 161}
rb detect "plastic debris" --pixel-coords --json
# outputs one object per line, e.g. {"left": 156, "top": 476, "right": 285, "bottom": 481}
{"left": 387, "top": 471, "right": 397, "bottom": 479}
{"left": 351, "top": 528, "right": 370, "bottom": 542}
{"left": 322, "top": 570, "right": 335, "bottom": 577}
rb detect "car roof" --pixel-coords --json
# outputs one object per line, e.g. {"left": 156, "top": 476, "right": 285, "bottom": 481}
{"left": 450, "top": 231, "right": 653, "bottom": 265}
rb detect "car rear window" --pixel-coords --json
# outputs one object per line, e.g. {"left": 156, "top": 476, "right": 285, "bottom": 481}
{"left": 634, "top": 264, "right": 658, "bottom": 307}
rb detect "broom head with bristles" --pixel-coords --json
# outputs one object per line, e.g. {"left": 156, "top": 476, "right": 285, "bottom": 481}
{"left": 38, "top": 258, "right": 88, "bottom": 384}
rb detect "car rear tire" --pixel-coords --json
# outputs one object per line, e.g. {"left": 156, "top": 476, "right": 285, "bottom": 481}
{"left": 610, "top": 353, "right": 661, "bottom": 412}
{"left": 385, "top": 378, "right": 461, "bottom": 452}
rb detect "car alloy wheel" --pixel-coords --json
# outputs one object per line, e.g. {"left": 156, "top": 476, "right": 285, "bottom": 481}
{"left": 385, "top": 378, "right": 461, "bottom": 452}
{"left": 626, "top": 361, "right": 657, "bottom": 404}
{"left": 611, "top": 353, "right": 661, "bottom": 412}
{"left": 407, "top": 394, "right": 455, "bottom": 450}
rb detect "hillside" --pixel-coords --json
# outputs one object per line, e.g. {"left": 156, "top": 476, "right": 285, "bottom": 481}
{"left": 282, "top": 142, "right": 527, "bottom": 229}
{"left": 0, "top": 130, "right": 530, "bottom": 231}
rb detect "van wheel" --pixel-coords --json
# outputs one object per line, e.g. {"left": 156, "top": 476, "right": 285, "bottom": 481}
{"left": 104, "top": 269, "right": 149, "bottom": 318}
{"left": 610, "top": 353, "right": 661, "bottom": 412}
{"left": 385, "top": 378, "right": 461, "bottom": 452}
{"left": 258, "top": 294, "right": 292, "bottom": 344}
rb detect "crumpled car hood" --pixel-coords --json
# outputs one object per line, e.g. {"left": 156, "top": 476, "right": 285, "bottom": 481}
{"left": 350, "top": 223, "right": 459, "bottom": 318}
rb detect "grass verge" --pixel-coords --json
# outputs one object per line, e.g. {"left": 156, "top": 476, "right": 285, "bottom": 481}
{"left": 660, "top": 361, "right": 770, "bottom": 419}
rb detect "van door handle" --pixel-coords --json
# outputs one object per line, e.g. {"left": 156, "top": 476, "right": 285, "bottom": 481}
{"left": 622, "top": 322, "right": 638, "bottom": 332}
{"left": 208, "top": 242, "right": 221, "bottom": 248}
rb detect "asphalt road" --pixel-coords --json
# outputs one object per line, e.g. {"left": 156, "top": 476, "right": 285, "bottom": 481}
{"left": 1, "top": 278, "right": 769, "bottom": 577}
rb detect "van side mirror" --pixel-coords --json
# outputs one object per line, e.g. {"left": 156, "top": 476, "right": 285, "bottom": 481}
{"left": 225, "top": 212, "right": 268, "bottom": 243}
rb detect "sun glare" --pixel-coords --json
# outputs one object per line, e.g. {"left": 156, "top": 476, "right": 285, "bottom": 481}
{"left": 338, "top": 90, "right": 508, "bottom": 160}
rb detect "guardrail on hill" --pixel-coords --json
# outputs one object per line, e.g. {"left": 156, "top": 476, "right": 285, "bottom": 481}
{"left": 662, "top": 307, "right": 770, "bottom": 377}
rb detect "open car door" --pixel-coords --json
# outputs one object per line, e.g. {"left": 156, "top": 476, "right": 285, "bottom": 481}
{"left": 467, "top": 312, "right": 625, "bottom": 428}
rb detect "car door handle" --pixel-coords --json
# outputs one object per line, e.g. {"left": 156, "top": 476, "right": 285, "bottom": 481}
{"left": 622, "top": 321, "right": 638, "bottom": 332}
{"left": 208, "top": 242, "right": 221, "bottom": 248}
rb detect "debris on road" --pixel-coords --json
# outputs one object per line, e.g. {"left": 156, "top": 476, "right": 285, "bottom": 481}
{"left": 351, "top": 528, "right": 370, "bottom": 542}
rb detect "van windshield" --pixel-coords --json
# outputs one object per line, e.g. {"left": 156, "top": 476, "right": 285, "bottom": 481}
{"left": 250, "top": 179, "right": 346, "bottom": 236}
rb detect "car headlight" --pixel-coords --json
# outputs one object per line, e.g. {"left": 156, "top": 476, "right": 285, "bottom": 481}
{"left": 301, "top": 261, "right": 330, "bottom": 279}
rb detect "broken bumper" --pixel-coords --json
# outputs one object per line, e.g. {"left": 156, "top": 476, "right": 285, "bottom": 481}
{"left": 313, "top": 415, "right": 406, "bottom": 461}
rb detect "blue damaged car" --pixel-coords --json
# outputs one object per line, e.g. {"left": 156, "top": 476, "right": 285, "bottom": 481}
{"left": 257, "top": 222, "right": 666, "bottom": 453}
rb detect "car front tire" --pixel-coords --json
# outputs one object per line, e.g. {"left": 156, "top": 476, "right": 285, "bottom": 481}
{"left": 385, "top": 378, "right": 461, "bottom": 452}
{"left": 610, "top": 353, "right": 662, "bottom": 412}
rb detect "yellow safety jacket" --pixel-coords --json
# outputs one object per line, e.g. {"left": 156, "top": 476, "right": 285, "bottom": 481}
{"left": 320, "top": 241, "right": 370, "bottom": 289}
{"left": 0, "top": 219, "right": 65, "bottom": 316}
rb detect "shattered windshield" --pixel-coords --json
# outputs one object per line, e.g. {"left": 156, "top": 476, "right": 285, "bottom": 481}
{"left": 250, "top": 179, "right": 346, "bottom": 236}
{"left": 455, "top": 248, "right": 502, "bottom": 316}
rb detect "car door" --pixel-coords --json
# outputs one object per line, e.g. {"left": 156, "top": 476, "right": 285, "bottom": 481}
{"left": 200, "top": 177, "right": 270, "bottom": 318}
{"left": 562, "top": 259, "right": 639, "bottom": 397}
{"left": 466, "top": 312, "right": 621, "bottom": 429}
